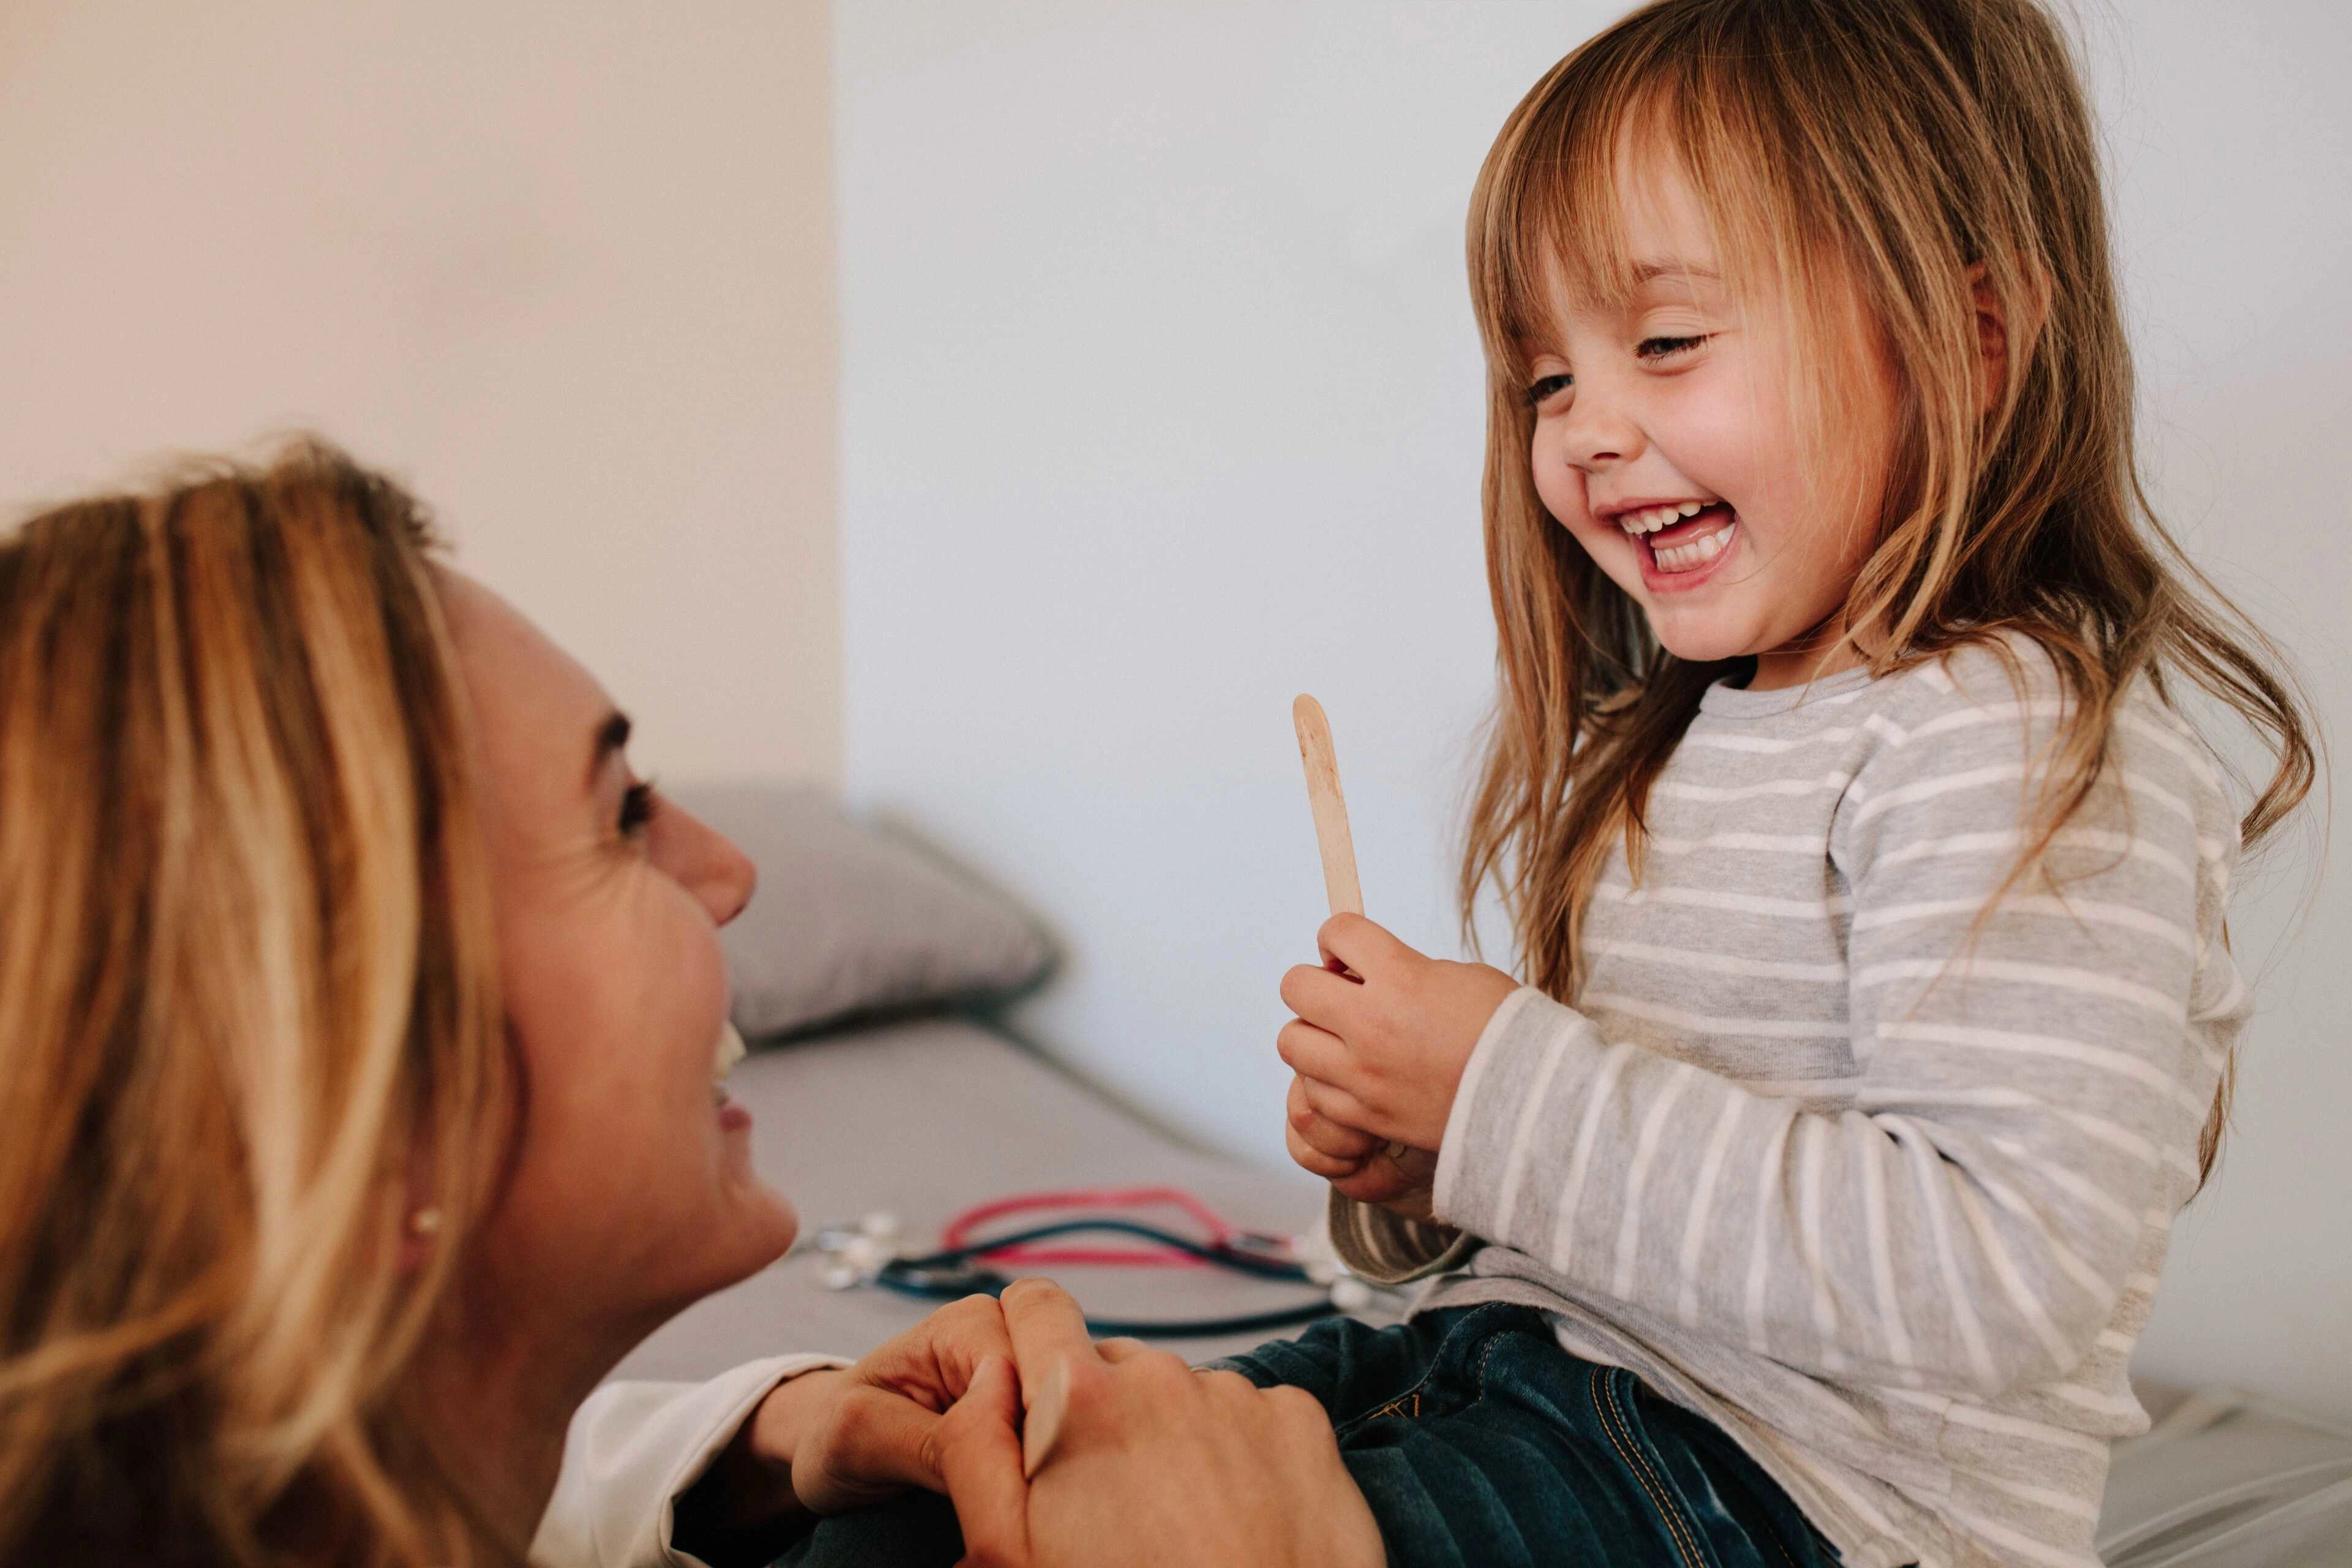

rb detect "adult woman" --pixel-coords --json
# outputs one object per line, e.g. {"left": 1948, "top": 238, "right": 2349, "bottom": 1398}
{"left": 0, "top": 445, "right": 1373, "bottom": 1566}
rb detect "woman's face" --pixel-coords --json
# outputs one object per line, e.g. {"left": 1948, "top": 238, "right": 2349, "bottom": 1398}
{"left": 436, "top": 570, "right": 796, "bottom": 1344}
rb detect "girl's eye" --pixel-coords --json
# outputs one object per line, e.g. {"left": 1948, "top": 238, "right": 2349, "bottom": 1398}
{"left": 1637, "top": 333, "right": 1709, "bottom": 361}
{"left": 1523, "top": 373, "right": 1574, "bottom": 409}
{"left": 619, "top": 780, "right": 658, "bottom": 837}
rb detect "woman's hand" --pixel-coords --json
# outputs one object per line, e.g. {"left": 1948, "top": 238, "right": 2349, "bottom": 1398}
{"left": 1276, "top": 914, "right": 1518, "bottom": 1153}
{"left": 774, "top": 1292, "right": 1014, "bottom": 1513}
{"left": 673, "top": 1293, "right": 1012, "bottom": 1561}
{"left": 935, "top": 1280, "right": 1385, "bottom": 1568}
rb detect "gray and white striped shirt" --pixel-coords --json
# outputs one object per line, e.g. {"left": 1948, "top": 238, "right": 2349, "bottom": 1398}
{"left": 1331, "top": 638, "right": 2245, "bottom": 1568}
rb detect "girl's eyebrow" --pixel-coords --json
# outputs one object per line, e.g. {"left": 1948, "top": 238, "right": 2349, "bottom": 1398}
{"left": 1630, "top": 258, "right": 1721, "bottom": 285}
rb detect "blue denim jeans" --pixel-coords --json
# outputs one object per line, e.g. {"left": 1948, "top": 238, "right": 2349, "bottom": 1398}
{"left": 782, "top": 1304, "right": 1839, "bottom": 1567}
{"left": 1210, "top": 1303, "right": 1839, "bottom": 1567}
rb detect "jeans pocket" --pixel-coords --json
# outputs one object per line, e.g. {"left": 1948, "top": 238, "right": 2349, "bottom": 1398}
{"left": 1329, "top": 1303, "right": 1525, "bottom": 1441}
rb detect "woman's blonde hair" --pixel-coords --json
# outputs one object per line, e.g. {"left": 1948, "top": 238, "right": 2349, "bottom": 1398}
{"left": 0, "top": 443, "right": 511, "bottom": 1564}
{"left": 1458, "top": 0, "right": 2318, "bottom": 1186}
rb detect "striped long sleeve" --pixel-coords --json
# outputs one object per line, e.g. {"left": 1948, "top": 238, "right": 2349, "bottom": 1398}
{"left": 1325, "top": 643, "right": 2247, "bottom": 1567}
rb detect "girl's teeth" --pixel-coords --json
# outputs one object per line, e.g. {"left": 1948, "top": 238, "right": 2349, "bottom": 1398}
{"left": 1652, "top": 521, "right": 1735, "bottom": 572}
{"left": 1618, "top": 500, "right": 1714, "bottom": 535}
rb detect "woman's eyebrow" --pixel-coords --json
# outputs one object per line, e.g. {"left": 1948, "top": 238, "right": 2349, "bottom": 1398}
{"left": 588, "top": 710, "right": 632, "bottom": 786}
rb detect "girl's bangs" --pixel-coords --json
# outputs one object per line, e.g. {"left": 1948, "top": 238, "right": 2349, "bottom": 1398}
{"left": 1476, "top": 57, "right": 1684, "bottom": 379}
{"left": 1472, "top": 49, "right": 1784, "bottom": 385}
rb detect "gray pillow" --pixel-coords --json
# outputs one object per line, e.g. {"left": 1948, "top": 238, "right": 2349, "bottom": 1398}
{"left": 671, "top": 783, "right": 1054, "bottom": 1040}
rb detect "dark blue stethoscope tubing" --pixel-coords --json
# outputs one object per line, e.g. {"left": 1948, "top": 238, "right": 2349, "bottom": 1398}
{"left": 892, "top": 1217, "right": 1313, "bottom": 1280}
{"left": 869, "top": 1217, "right": 1341, "bottom": 1339}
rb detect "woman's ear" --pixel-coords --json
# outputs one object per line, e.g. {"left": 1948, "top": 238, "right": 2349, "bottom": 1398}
{"left": 399, "top": 1137, "right": 441, "bottom": 1275}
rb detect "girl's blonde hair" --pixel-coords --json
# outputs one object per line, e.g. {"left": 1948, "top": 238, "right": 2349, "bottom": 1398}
{"left": 1459, "top": 0, "right": 2317, "bottom": 1186}
{"left": 0, "top": 443, "right": 512, "bottom": 1564}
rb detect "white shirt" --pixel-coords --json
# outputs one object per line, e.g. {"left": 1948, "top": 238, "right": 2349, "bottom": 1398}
{"left": 529, "top": 1355, "right": 849, "bottom": 1568}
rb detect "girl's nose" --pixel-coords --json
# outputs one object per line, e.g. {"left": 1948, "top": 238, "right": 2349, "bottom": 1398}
{"left": 1556, "top": 387, "right": 1645, "bottom": 472}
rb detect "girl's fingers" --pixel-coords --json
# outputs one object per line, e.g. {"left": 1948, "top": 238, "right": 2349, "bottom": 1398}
{"left": 1275, "top": 1017, "right": 1350, "bottom": 1083}
{"left": 1278, "top": 962, "right": 1368, "bottom": 1033}
{"left": 1286, "top": 1118, "right": 1365, "bottom": 1179}
{"left": 1317, "top": 912, "right": 1417, "bottom": 979}
{"left": 1321, "top": 951, "right": 1365, "bottom": 983}
{"left": 1295, "top": 1074, "right": 1381, "bottom": 1134}
{"left": 1294, "top": 1111, "right": 1377, "bottom": 1159}
{"left": 1288, "top": 1079, "right": 1381, "bottom": 1158}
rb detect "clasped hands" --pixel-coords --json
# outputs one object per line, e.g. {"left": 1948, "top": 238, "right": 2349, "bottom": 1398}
{"left": 691, "top": 1278, "right": 1380, "bottom": 1568}
{"left": 1276, "top": 913, "right": 1519, "bottom": 1219}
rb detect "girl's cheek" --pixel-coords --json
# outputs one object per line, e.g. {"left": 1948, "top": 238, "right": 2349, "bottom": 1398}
{"left": 1530, "top": 446, "right": 1582, "bottom": 535}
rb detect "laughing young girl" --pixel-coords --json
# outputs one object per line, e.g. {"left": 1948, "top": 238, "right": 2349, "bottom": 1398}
{"left": 1267, "top": 1, "right": 2320, "bottom": 1565}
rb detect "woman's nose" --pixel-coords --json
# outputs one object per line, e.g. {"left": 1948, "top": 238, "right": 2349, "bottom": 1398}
{"left": 663, "top": 807, "right": 758, "bottom": 927}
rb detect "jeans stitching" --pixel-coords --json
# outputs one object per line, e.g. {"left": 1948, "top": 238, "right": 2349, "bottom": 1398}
{"left": 1599, "top": 1371, "right": 1709, "bottom": 1568}
{"left": 1332, "top": 1304, "right": 1510, "bottom": 1439}
{"left": 1591, "top": 1368, "right": 1708, "bottom": 1568}
{"left": 1473, "top": 1324, "right": 1504, "bottom": 1396}
{"left": 1760, "top": 1500, "right": 1808, "bottom": 1568}
{"left": 1618, "top": 1375, "right": 1724, "bottom": 1568}
{"left": 1640, "top": 1390, "right": 1813, "bottom": 1568}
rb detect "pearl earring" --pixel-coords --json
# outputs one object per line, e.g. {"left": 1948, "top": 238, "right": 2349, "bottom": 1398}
{"left": 408, "top": 1206, "right": 444, "bottom": 1237}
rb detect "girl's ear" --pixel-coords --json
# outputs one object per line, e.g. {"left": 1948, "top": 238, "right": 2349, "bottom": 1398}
{"left": 1966, "top": 257, "right": 2050, "bottom": 418}
{"left": 1966, "top": 260, "right": 2008, "bottom": 415}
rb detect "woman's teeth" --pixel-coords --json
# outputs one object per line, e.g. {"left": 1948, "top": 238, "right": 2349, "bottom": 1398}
{"left": 712, "top": 1020, "right": 747, "bottom": 1103}
{"left": 1617, "top": 499, "right": 1712, "bottom": 535}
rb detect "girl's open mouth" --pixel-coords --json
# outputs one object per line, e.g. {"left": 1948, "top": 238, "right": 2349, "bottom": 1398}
{"left": 1638, "top": 502, "right": 1738, "bottom": 573}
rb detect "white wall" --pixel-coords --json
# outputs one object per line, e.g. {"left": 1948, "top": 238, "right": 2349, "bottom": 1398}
{"left": 0, "top": 0, "right": 840, "bottom": 785}
{"left": 2078, "top": 0, "right": 2352, "bottom": 1417}
{"left": 837, "top": 0, "right": 1555, "bottom": 1152}
{"left": 838, "top": 2, "right": 2351, "bottom": 1415}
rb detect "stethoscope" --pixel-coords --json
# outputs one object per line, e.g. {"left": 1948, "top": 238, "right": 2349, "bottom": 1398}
{"left": 797, "top": 1186, "right": 1384, "bottom": 1338}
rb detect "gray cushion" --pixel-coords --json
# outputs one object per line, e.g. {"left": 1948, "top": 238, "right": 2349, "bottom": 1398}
{"left": 672, "top": 783, "right": 1052, "bottom": 1040}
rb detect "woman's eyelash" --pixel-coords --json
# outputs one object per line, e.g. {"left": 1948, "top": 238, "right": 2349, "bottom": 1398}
{"left": 1637, "top": 333, "right": 1710, "bottom": 360}
{"left": 620, "top": 780, "right": 658, "bottom": 836}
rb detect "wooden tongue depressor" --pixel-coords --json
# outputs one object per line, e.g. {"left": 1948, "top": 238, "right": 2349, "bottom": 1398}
{"left": 1021, "top": 1354, "right": 1074, "bottom": 1479}
{"left": 1291, "top": 694, "right": 1363, "bottom": 918}
{"left": 1292, "top": 695, "right": 1410, "bottom": 1161}
{"left": 1021, "top": 704, "right": 1382, "bottom": 1485}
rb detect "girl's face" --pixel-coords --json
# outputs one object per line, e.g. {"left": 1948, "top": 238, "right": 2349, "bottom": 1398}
{"left": 1525, "top": 145, "right": 1901, "bottom": 688}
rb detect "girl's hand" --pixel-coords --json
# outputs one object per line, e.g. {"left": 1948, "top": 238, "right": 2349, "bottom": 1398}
{"left": 1281, "top": 1070, "right": 1381, "bottom": 1180}
{"left": 1276, "top": 914, "right": 1519, "bottom": 1153}
{"left": 1284, "top": 1073, "right": 1438, "bottom": 1223}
